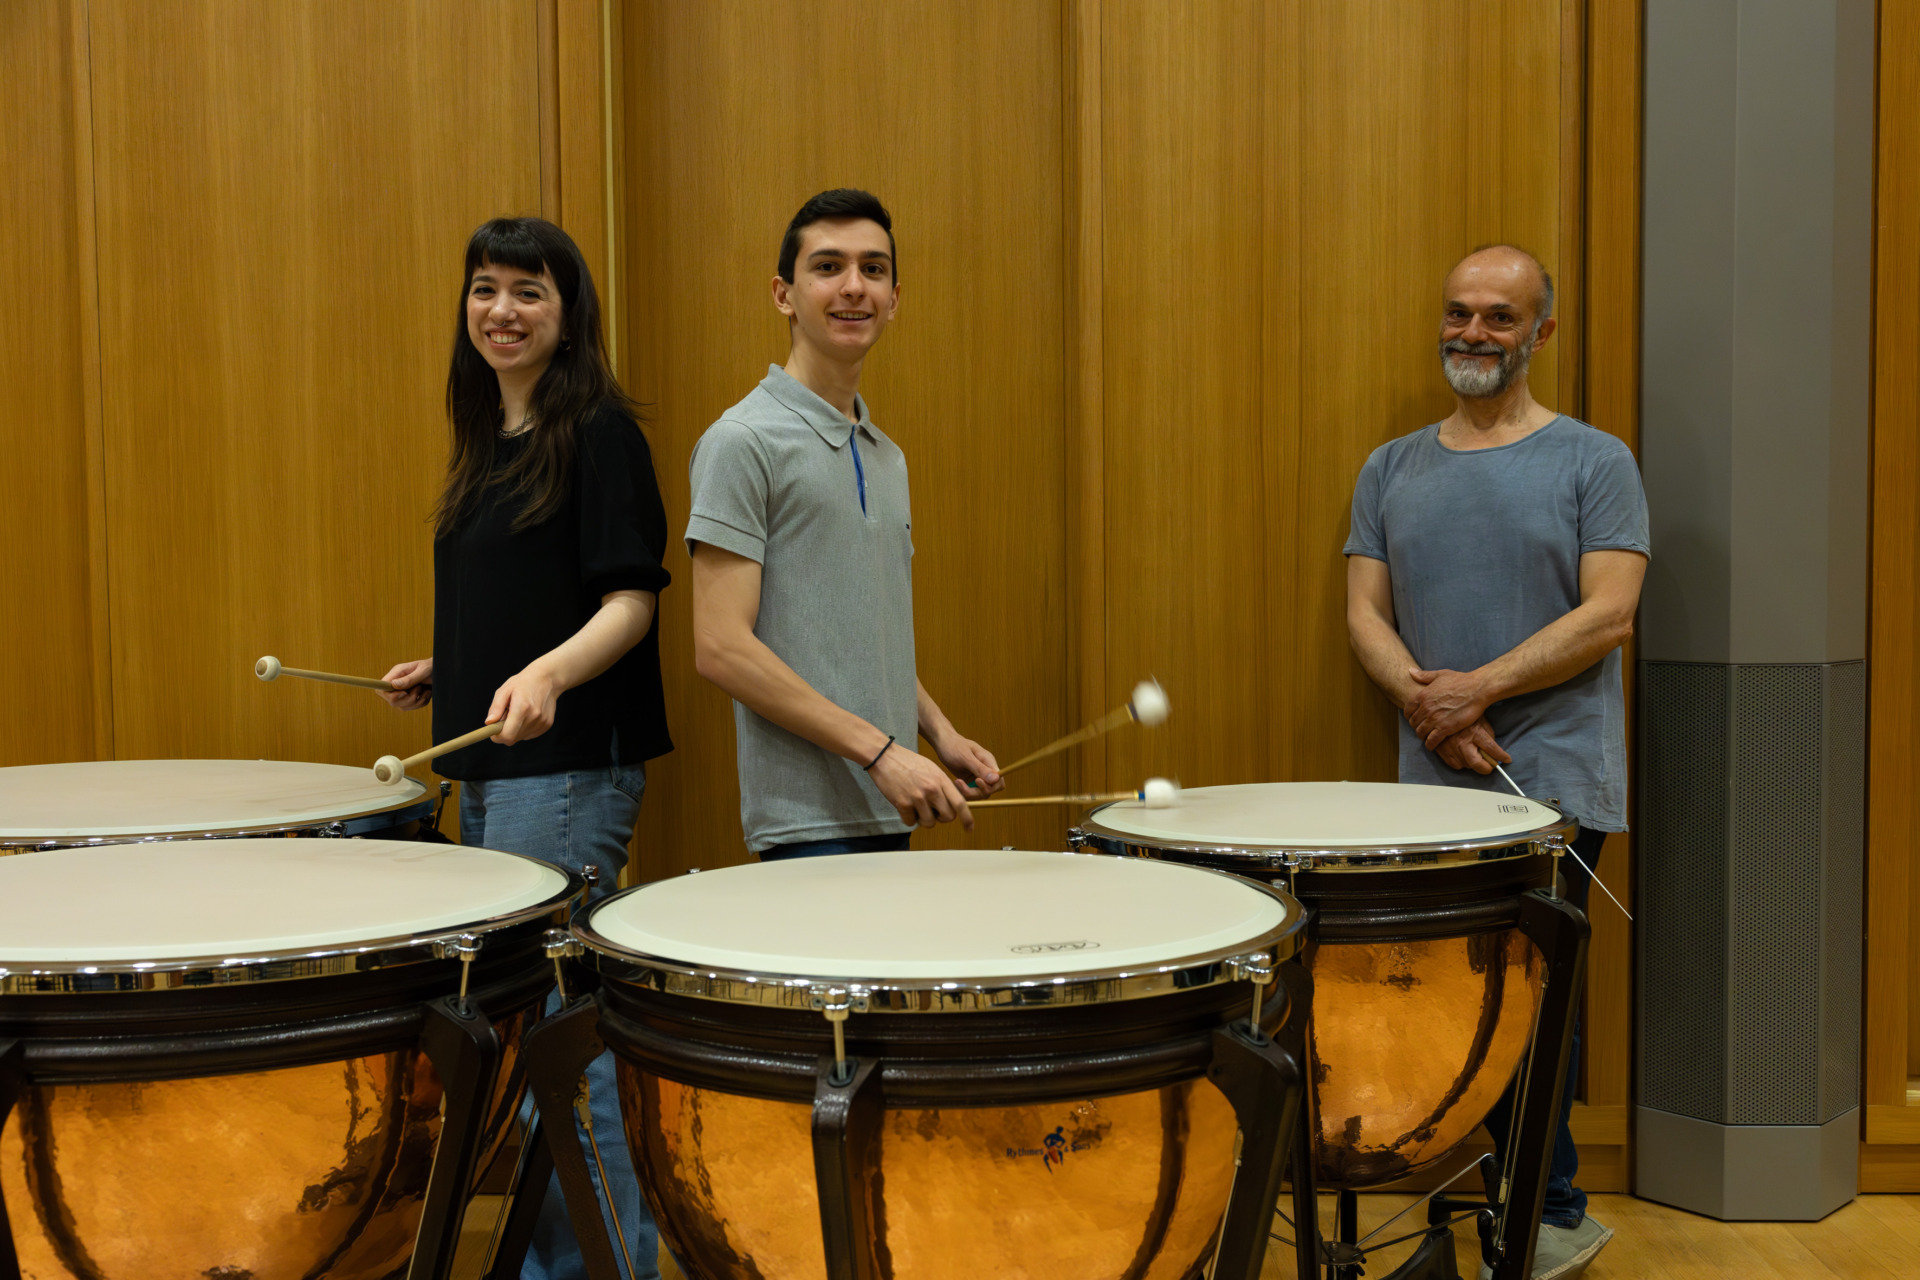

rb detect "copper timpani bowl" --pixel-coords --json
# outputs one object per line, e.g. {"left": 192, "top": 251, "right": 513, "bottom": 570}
{"left": 0, "top": 840, "right": 578, "bottom": 1280}
{"left": 1073, "top": 782, "right": 1575, "bottom": 1189}
{"left": 562, "top": 849, "right": 1309, "bottom": 1279}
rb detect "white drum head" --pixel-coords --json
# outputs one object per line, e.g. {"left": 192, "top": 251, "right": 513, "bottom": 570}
{"left": 584, "top": 849, "right": 1293, "bottom": 980}
{"left": 1091, "top": 782, "right": 1558, "bottom": 848}
{"left": 0, "top": 760, "right": 428, "bottom": 839}
{"left": 0, "top": 839, "right": 570, "bottom": 964}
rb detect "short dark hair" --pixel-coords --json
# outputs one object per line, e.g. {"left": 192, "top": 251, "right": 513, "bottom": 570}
{"left": 777, "top": 188, "right": 896, "bottom": 283}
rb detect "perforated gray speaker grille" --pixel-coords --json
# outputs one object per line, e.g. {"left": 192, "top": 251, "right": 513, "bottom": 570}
{"left": 1639, "top": 662, "right": 1731, "bottom": 1120}
{"left": 1820, "top": 662, "right": 1864, "bottom": 1119}
{"left": 1638, "top": 660, "right": 1866, "bottom": 1126}
{"left": 1727, "top": 666, "right": 1821, "bottom": 1124}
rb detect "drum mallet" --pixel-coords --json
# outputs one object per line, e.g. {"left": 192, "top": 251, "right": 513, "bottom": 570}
{"left": 1491, "top": 762, "right": 1633, "bottom": 922}
{"left": 256, "top": 655, "right": 394, "bottom": 692}
{"left": 971, "top": 778, "right": 1180, "bottom": 810}
{"left": 373, "top": 723, "right": 503, "bottom": 785}
{"left": 999, "top": 679, "right": 1170, "bottom": 777}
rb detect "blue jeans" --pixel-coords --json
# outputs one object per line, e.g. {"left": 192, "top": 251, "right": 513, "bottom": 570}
{"left": 1482, "top": 825, "right": 1605, "bottom": 1230}
{"left": 757, "top": 831, "right": 912, "bottom": 861}
{"left": 461, "top": 757, "right": 658, "bottom": 1280}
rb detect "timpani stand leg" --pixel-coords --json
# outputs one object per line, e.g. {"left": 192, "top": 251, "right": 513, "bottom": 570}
{"left": 1485, "top": 889, "right": 1590, "bottom": 1280}
{"left": 521, "top": 995, "right": 626, "bottom": 1280}
{"left": 0, "top": 1039, "right": 23, "bottom": 1280}
{"left": 481, "top": 1113, "right": 557, "bottom": 1280}
{"left": 1209, "top": 960, "right": 1313, "bottom": 1280}
{"left": 811, "top": 1055, "right": 885, "bottom": 1280}
{"left": 409, "top": 996, "right": 504, "bottom": 1280}
{"left": 1287, "top": 1065, "right": 1322, "bottom": 1280}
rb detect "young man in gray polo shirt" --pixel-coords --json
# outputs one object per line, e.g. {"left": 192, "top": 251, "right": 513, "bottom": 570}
{"left": 688, "top": 189, "right": 1003, "bottom": 859}
{"left": 1345, "top": 246, "right": 1648, "bottom": 1280}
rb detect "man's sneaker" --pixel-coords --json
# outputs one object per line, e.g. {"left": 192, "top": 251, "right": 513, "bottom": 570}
{"left": 1477, "top": 1215, "right": 1615, "bottom": 1280}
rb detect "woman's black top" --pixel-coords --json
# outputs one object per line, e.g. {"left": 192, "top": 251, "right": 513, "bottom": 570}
{"left": 432, "top": 402, "right": 672, "bottom": 780}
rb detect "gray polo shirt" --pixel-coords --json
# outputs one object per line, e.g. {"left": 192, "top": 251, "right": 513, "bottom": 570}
{"left": 1344, "top": 417, "right": 1650, "bottom": 832}
{"left": 686, "top": 365, "right": 917, "bottom": 851}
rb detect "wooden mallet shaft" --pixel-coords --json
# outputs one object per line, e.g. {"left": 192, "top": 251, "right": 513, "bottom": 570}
{"left": 256, "top": 655, "right": 394, "bottom": 691}
{"left": 999, "top": 708, "right": 1134, "bottom": 776}
{"left": 374, "top": 722, "right": 503, "bottom": 784}
{"left": 968, "top": 789, "right": 1135, "bottom": 809}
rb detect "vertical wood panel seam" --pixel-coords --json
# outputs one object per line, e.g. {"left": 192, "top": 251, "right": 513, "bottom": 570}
{"left": 538, "top": 0, "right": 561, "bottom": 218}
{"left": 602, "top": 0, "right": 619, "bottom": 376}
{"left": 1066, "top": 0, "right": 1107, "bottom": 791}
{"left": 69, "top": 0, "right": 114, "bottom": 761}
{"left": 1864, "top": 0, "right": 1919, "bottom": 1112}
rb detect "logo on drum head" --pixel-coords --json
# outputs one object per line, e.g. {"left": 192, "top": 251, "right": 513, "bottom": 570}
{"left": 1010, "top": 940, "right": 1099, "bottom": 954}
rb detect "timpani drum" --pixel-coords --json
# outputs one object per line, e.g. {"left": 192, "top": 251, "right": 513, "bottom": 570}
{"left": 525, "top": 849, "right": 1314, "bottom": 1280}
{"left": 0, "top": 759, "right": 435, "bottom": 852}
{"left": 0, "top": 838, "right": 578, "bottom": 1280}
{"left": 1071, "top": 782, "right": 1581, "bottom": 1191}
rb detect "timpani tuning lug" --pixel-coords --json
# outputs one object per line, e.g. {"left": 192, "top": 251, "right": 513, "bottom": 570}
{"left": 544, "top": 927, "right": 582, "bottom": 1000}
{"left": 809, "top": 984, "right": 871, "bottom": 1085}
{"left": 431, "top": 933, "right": 482, "bottom": 1013}
{"left": 1224, "top": 955, "right": 1277, "bottom": 1039}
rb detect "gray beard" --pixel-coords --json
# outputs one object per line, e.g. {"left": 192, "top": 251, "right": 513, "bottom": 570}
{"left": 1440, "top": 337, "right": 1532, "bottom": 398}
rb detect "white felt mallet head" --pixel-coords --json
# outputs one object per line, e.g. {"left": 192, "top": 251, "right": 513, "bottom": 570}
{"left": 255, "top": 655, "right": 282, "bottom": 682}
{"left": 1140, "top": 777, "right": 1180, "bottom": 809}
{"left": 373, "top": 755, "right": 408, "bottom": 786}
{"left": 1128, "top": 679, "right": 1170, "bottom": 727}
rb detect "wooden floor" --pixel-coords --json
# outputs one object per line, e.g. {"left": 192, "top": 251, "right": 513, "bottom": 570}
{"left": 453, "top": 1191, "right": 1920, "bottom": 1279}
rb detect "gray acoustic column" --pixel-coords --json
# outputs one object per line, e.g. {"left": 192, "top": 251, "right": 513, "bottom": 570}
{"left": 1636, "top": 0, "right": 1873, "bottom": 1221}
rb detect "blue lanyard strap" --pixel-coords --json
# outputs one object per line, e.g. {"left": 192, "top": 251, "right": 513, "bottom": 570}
{"left": 849, "top": 425, "right": 868, "bottom": 516}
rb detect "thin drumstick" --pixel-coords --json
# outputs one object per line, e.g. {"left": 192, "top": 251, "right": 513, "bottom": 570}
{"left": 1491, "top": 762, "right": 1633, "bottom": 922}
{"left": 374, "top": 722, "right": 503, "bottom": 785}
{"left": 969, "top": 790, "right": 1135, "bottom": 809}
{"left": 972, "top": 778, "right": 1181, "bottom": 810}
{"left": 999, "top": 679, "right": 1171, "bottom": 776}
{"left": 255, "top": 655, "right": 394, "bottom": 692}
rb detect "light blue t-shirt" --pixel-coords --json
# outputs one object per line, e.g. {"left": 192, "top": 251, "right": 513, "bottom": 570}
{"left": 1344, "top": 417, "right": 1650, "bottom": 832}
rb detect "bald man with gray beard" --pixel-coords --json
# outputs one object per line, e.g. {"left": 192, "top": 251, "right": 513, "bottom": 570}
{"left": 1344, "top": 246, "right": 1649, "bottom": 1280}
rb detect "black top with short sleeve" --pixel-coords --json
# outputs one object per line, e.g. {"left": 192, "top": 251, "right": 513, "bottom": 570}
{"left": 431, "top": 401, "right": 673, "bottom": 780}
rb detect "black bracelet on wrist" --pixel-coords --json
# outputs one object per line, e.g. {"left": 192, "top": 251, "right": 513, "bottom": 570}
{"left": 863, "top": 735, "right": 896, "bottom": 771}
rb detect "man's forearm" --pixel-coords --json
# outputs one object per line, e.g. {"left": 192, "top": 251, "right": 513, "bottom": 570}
{"left": 915, "top": 679, "right": 956, "bottom": 750}
{"left": 696, "top": 630, "right": 891, "bottom": 763}
{"left": 1473, "top": 602, "right": 1632, "bottom": 705}
{"left": 1348, "top": 610, "right": 1423, "bottom": 710}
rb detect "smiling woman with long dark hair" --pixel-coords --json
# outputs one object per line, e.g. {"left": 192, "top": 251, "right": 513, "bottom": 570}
{"left": 379, "top": 215, "right": 668, "bottom": 1280}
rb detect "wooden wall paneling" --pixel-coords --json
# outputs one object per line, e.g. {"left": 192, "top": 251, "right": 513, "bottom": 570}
{"left": 85, "top": 0, "right": 544, "bottom": 780}
{"left": 1864, "top": 0, "right": 1920, "bottom": 1189}
{"left": 538, "top": 0, "right": 561, "bottom": 219}
{"left": 557, "top": 0, "right": 613, "bottom": 335}
{"left": 620, "top": 1, "right": 1072, "bottom": 876}
{"left": 1099, "top": 0, "right": 1269, "bottom": 796}
{"left": 0, "top": 0, "right": 104, "bottom": 768}
{"left": 1580, "top": 0, "right": 1643, "bottom": 1179}
{"left": 1258, "top": 1, "right": 1304, "bottom": 784}
{"left": 1065, "top": 0, "right": 1109, "bottom": 798}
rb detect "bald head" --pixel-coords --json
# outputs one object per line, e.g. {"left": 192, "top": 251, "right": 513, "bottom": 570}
{"left": 1445, "top": 245, "right": 1554, "bottom": 330}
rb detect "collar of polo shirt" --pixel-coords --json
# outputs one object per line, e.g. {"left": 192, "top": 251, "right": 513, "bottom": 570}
{"left": 761, "top": 363, "right": 877, "bottom": 449}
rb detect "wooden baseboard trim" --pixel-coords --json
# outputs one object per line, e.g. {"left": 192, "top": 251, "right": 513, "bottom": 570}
{"left": 1865, "top": 1103, "right": 1920, "bottom": 1144}
{"left": 1860, "top": 1142, "right": 1920, "bottom": 1192}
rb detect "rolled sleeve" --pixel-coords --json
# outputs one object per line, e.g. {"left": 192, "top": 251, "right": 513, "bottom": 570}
{"left": 686, "top": 418, "right": 772, "bottom": 563}
{"left": 1578, "top": 438, "right": 1652, "bottom": 558}
{"left": 1342, "top": 447, "right": 1389, "bottom": 560}
{"left": 577, "top": 415, "right": 672, "bottom": 602}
